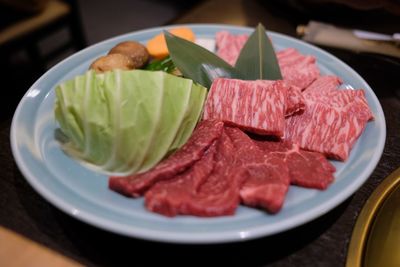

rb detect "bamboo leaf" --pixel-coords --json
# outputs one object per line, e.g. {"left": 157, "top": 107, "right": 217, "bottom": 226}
{"left": 235, "top": 23, "right": 282, "bottom": 80}
{"left": 165, "top": 31, "right": 242, "bottom": 88}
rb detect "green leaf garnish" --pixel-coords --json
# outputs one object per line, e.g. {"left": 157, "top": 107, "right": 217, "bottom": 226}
{"left": 235, "top": 23, "right": 282, "bottom": 80}
{"left": 145, "top": 56, "right": 177, "bottom": 73}
{"left": 165, "top": 31, "right": 242, "bottom": 88}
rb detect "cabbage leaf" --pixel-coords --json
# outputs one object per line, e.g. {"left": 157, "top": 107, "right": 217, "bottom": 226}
{"left": 54, "top": 69, "right": 207, "bottom": 175}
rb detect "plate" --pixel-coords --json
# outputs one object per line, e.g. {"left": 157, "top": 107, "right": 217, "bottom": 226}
{"left": 11, "top": 24, "right": 386, "bottom": 244}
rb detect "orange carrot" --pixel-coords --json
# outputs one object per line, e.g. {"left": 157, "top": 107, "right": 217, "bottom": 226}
{"left": 146, "top": 27, "right": 195, "bottom": 59}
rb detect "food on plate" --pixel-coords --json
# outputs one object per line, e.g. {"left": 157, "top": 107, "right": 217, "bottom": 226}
{"left": 53, "top": 24, "right": 374, "bottom": 218}
{"left": 107, "top": 26, "right": 373, "bottom": 217}
{"left": 146, "top": 27, "right": 195, "bottom": 59}
{"left": 144, "top": 56, "right": 180, "bottom": 75}
{"left": 110, "top": 121, "right": 336, "bottom": 217}
{"left": 277, "top": 48, "right": 320, "bottom": 90}
{"left": 254, "top": 140, "right": 335, "bottom": 189}
{"left": 89, "top": 53, "right": 134, "bottom": 73}
{"left": 215, "top": 31, "right": 248, "bottom": 66}
{"left": 54, "top": 69, "right": 207, "bottom": 174}
{"left": 145, "top": 129, "right": 241, "bottom": 217}
{"left": 203, "top": 78, "right": 288, "bottom": 136}
{"left": 108, "top": 41, "right": 149, "bottom": 69}
{"left": 225, "top": 127, "right": 290, "bottom": 214}
{"left": 285, "top": 75, "right": 373, "bottom": 161}
{"left": 216, "top": 31, "right": 320, "bottom": 90}
{"left": 214, "top": 30, "right": 372, "bottom": 160}
{"left": 109, "top": 120, "right": 224, "bottom": 197}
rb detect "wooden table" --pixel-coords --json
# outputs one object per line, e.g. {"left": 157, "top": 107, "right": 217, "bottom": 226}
{"left": 1, "top": 0, "right": 400, "bottom": 266}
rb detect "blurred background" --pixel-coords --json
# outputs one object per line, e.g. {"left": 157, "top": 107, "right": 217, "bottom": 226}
{"left": 0, "top": 0, "right": 399, "bottom": 120}
{"left": 0, "top": 0, "right": 201, "bottom": 120}
{"left": 1, "top": 1, "right": 400, "bottom": 266}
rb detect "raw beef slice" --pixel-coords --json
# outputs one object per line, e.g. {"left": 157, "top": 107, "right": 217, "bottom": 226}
{"left": 255, "top": 140, "right": 335, "bottom": 189}
{"left": 225, "top": 127, "right": 290, "bottom": 213}
{"left": 285, "top": 102, "right": 369, "bottom": 161}
{"left": 303, "top": 75, "right": 342, "bottom": 95}
{"left": 216, "top": 31, "right": 248, "bottom": 65}
{"left": 286, "top": 85, "right": 305, "bottom": 116}
{"left": 277, "top": 48, "right": 320, "bottom": 90}
{"left": 145, "top": 132, "right": 242, "bottom": 217}
{"left": 304, "top": 76, "right": 373, "bottom": 122}
{"left": 284, "top": 75, "right": 373, "bottom": 160}
{"left": 109, "top": 120, "right": 224, "bottom": 197}
{"left": 203, "top": 78, "right": 287, "bottom": 137}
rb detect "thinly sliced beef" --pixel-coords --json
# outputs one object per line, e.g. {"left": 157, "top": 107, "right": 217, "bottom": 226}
{"left": 255, "top": 140, "right": 335, "bottom": 189}
{"left": 304, "top": 76, "right": 373, "bottom": 121}
{"left": 215, "top": 31, "right": 248, "bottom": 65}
{"left": 303, "top": 75, "right": 342, "bottom": 95}
{"left": 285, "top": 102, "right": 368, "bottom": 161}
{"left": 109, "top": 120, "right": 224, "bottom": 197}
{"left": 305, "top": 89, "right": 373, "bottom": 122}
{"left": 285, "top": 75, "right": 373, "bottom": 160}
{"left": 110, "top": 122, "right": 338, "bottom": 217}
{"left": 258, "top": 80, "right": 305, "bottom": 117}
{"left": 277, "top": 48, "right": 320, "bottom": 90}
{"left": 145, "top": 132, "right": 242, "bottom": 217}
{"left": 225, "top": 127, "right": 290, "bottom": 213}
{"left": 203, "top": 78, "right": 287, "bottom": 137}
{"left": 286, "top": 85, "right": 305, "bottom": 116}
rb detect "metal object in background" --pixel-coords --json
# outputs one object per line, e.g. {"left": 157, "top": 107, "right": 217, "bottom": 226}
{"left": 347, "top": 167, "right": 400, "bottom": 267}
{"left": 297, "top": 21, "right": 400, "bottom": 58}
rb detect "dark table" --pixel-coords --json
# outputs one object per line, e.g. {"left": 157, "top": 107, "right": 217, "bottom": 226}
{"left": 1, "top": 1, "right": 400, "bottom": 266}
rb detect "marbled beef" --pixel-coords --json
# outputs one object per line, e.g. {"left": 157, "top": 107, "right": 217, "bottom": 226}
{"left": 203, "top": 78, "right": 287, "bottom": 137}
{"left": 277, "top": 48, "right": 320, "bottom": 90}
{"left": 215, "top": 31, "right": 248, "bottom": 65}
{"left": 285, "top": 76, "right": 373, "bottom": 161}
{"left": 255, "top": 140, "right": 336, "bottom": 189}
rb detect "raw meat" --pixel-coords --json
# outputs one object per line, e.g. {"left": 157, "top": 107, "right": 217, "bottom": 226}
{"left": 225, "top": 127, "right": 290, "bottom": 213}
{"left": 285, "top": 102, "right": 369, "bottom": 161}
{"left": 303, "top": 75, "right": 342, "bottom": 95}
{"left": 214, "top": 33, "right": 320, "bottom": 90}
{"left": 203, "top": 78, "right": 287, "bottom": 137}
{"left": 304, "top": 76, "right": 373, "bottom": 122}
{"left": 255, "top": 140, "right": 335, "bottom": 189}
{"left": 258, "top": 80, "right": 305, "bottom": 116}
{"left": 285, "top": 75, "right": 373, "bottom": 160}
{"left": 277, "top": 48, "right": 320, "bottom": 90}
{"left": 215, "top": 31, "right": 248, "bottom": 65}
{"left": 286, "top": 85, "right": 305, "bottom": 116}
{"left": 109, "top": 120, "right": 224, "bottom": 197}
{"left": 145, "top": 132, "right": 242, "bottom": 217}
{"left": 146, "top": 126, "right": 295, "bottom": 216}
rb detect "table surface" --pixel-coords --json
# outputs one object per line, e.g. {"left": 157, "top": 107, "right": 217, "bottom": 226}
{"left": 1, "top": 0, "right": 400, "bottom": 266}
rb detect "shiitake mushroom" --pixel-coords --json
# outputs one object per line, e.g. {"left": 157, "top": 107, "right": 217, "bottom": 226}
{"left": 89, "top": 53, "right": 134, "bottom": 73}
{"left": 108, "top": 41, "right": 149, "bottom": 69}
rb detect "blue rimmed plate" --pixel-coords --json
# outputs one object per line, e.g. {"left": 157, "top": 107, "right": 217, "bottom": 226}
{"left": 11, "top": 24, "right": 386, "bottom": 244}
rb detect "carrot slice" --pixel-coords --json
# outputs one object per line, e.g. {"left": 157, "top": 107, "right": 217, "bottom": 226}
{"left": 146, "top": 27, "right": 195, "bottom": 59}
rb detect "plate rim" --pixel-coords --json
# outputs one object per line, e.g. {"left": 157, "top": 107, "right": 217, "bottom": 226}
{"left": 10, "top": 23, "right": 386, "bottom": 244}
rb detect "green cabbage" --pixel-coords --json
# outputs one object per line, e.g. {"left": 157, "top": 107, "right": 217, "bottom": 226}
{"left": 54, "top": 69, "right": 207, "bottom": 175}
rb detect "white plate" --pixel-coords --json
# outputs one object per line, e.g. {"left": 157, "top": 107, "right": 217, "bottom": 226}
{"left": 11, "top": 24, "right": 386, "bottom": 244}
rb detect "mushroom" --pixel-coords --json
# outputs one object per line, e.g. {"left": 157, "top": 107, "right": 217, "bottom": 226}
{"left": 108, "top": 41, "right": 149, "bottom": 69}
{"left": 89, "top": 53, "right": 134, "bottom": 73}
